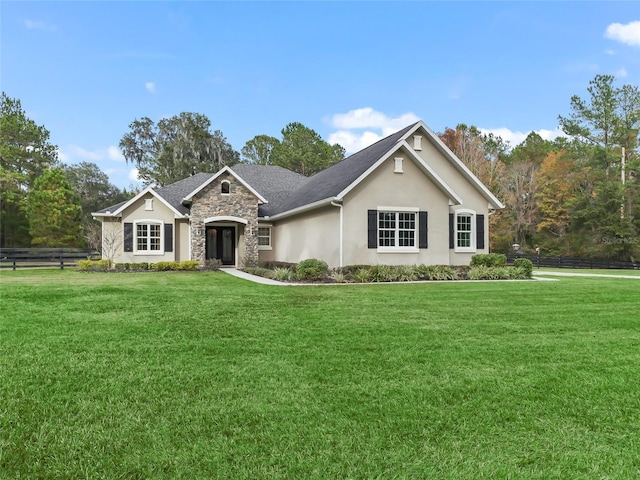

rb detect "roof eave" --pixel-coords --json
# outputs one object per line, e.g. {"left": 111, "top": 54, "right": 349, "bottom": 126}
{"left": 265, "top": 197, "right": 339, "bottom": 221}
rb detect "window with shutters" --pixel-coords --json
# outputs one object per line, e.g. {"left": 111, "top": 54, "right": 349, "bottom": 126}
{"left": 134, "top": 220, "right": 164, "bottom": 254}
{"left": 454, "top": 210, "right": 475, "bottom": 252}
{"left": 375, "top": 208, "right": 420, "bottom": 253}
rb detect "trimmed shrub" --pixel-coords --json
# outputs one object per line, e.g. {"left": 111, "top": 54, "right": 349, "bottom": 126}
{"left": 296, "top": 259, "right": 329, "bottom": 281}
{"left": 78, "top": 259, "right": 110, "bottom": 272}
{"left": 177, "top": 260, "right": 200, "bottom": 271}
{"left": 513, "top": 258, "right": 533, "bottom": 278}
{"left": 471, "top": 253, "right": 507, "bottom": 267}
{"left": 130, "top": 262, "right": 149, "bottom": 271}
{"left": 150, "top": 261, "right": 179, "bottom": 271}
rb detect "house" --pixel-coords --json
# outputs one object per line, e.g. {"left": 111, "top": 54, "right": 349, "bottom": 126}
{"left": 92, "top": 120, "right": 504, "bottom": 268}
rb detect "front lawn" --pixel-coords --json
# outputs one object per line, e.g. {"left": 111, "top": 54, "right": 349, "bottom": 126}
{"left": 1, "top": 270, "right": 639, "bottom": 479}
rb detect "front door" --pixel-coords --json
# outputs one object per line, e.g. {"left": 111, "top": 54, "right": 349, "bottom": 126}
{"left": 205, "top": 226, "right": 236, "bottom": 265}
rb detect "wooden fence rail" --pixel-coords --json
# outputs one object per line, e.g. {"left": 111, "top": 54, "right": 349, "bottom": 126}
{"left": 0, "top": 248, "right": 100, "bottom": 270}
{"left": 507, "top": 254, "right": 638, "bottom": 270}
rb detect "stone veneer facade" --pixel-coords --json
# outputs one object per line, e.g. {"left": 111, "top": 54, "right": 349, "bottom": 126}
{"left": 189, "top": 172, "right": 260, "bottom": 266}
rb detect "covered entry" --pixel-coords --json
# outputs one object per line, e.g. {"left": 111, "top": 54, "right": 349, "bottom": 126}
{"left": 202, "top": 216, "right": 248, "bottom": 267}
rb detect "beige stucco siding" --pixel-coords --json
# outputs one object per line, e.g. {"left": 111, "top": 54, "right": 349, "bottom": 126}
{"left": 342, "top": 151, "right": 452, "bottom": 266}
{"left": 270, "top": 206, "right": 339, "bottom": 266}
{"left": 118, "top": 193, "right": 178, "bottom": 264}
{"left": 175, "top": 218, "right": 190, "bottom": 261}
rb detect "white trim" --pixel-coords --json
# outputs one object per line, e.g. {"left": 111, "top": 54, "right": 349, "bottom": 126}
{"left": 110, "top": 187, "right": 186, "bottom": 218}
{"left": 376, "top": 209, "right": 419, "bottom": 253}
{"left": 453, "top": 208, "right": 476, "bottom": 253}
{"left": 377, "top": 206, "right": 419, "bottom": 212}
{"left": 133, "top": 219, "right": 164, "bottom": 255}
{"left": 203, "top": 215, "right": 248, "bottom": 225}
{"left": 394, "top": 157, "right": 403, "bottom": 173}
{"left": 257, "top": 226, "right": 272, "bottom": 251}
{"left": 182, "top": 166, "right": 268, "bottom": 204}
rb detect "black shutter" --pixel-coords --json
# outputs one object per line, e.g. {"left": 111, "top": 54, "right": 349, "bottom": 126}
{"left": 476, "top": 214, "right": 485, "bottom": 250}
{"left": 419, "top": 211, "right": 428, "bottom": 249}
{"left": 449, "top": 214, "right": 455, "bottom": 249}
{"left": 124, "top": 223, "right": 133, "bottom": 252}
{"left": 164, "top": 224, "right": 173, "bottom": 252}
{"left": 367, "top": 210, "right": 377, "bottom": 248}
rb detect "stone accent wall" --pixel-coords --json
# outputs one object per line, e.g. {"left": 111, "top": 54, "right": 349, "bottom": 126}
{"left": 189, "top": 172, "right": 260, "bottom": 266}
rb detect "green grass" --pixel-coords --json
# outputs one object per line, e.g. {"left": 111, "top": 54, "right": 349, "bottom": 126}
{"left": 536, "top": 267, "right": 640, "bottom": 276}
{"left": 1, "top": 270, "right": 639, "bottom": 479}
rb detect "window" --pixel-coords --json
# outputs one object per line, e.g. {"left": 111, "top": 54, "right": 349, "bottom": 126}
{"left": 378, "top": 211, "right": 416, "bottom": 249}
{"left": 457, "top": 214, "right": 472, "bottom": 248}
{"left": 413, "top": 135, "right": 422, "bottom": 150}
{"left": 257, "top": 227, "right": 271, "bottom": 249}
{"left": 136, "top": 222, "right": 162, "bottom": 253}
{"left": 145, "top": 198, "right": 154, "bottom": 211}
{"left": 221, "top": 180, "right": 230, "bottom": 194}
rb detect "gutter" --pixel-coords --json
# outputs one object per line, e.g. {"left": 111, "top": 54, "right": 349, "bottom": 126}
{"left": 330, "top": 201, "right": 343, "bottom": 268}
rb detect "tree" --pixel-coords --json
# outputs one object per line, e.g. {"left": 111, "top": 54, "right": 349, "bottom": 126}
{"left": 0, "top": 92, "right": 59, "bottom": 247}
{"left": 241, "top": 135, "right": 280, "bottom": 165}
{"left": 557, "top": 75, "right": 640, "bottom": 259}
{"left": 62, "top": 162, "right": 130, "bottom": 223}
{"left": 25, "top": 168, "right": 83, "bottom": 247}
{"left": 270, "top": 122, "right": 345, "bottom": 176}
{"left": 119, "top": 113, "right": 239, "bottom": 186}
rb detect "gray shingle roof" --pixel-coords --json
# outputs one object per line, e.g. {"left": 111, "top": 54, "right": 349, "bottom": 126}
{"left": 94, "top": 123, "right": 419, "bottom": 218}
{"left": 267, "top": 123, "right": 416, "bottom": 216}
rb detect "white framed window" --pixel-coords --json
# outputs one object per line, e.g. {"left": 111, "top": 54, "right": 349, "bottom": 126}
{"left": 394, "top": 157, "right": 403, "bottom": 173}
{"left": 145, "top": 198, "right": 154, "bottom": 211}
{"left": 221, "top": 180, "right": 230, "bottom": 195}
{"left": 134, "top": 221, "right": 163, "bottom": 254}
{"left": 257, "top": 226, "right": 272, "bottom": 250}
{"left": 455, "top": 210, "right": 476, "bottom": 252}
{"left": 377, "top": 208, "right": 418, "bottom": 252}
{"left": 413, "top": 135, "right": 422, "bottom": 150}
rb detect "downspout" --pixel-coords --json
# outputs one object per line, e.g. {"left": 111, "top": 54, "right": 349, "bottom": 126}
{"left": 331, "top": 201, "right": 343, "bottom": 268}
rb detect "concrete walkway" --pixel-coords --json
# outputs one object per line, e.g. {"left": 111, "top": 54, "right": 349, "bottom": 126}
{"left": 534, "top": 271, "right": 640, "bottom": 280}
{"left": 221, "top": 268, "right": 293, "bottom": 285}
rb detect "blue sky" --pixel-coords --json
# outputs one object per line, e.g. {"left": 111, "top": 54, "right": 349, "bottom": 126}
{"left": 2, "top": 1, "right": 639, "bottom": 189}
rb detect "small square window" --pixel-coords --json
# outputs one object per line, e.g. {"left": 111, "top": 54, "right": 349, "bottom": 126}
{"left": 257, "top": 227, "right": 271, "bottom": 249}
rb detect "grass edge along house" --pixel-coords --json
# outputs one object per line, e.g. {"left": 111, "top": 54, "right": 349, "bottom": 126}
{"left": 93, "top": 120, "right": 504, "bottom": 268}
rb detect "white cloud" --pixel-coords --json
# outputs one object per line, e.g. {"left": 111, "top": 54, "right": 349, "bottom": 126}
{"left": 478, "top": 127, "right": 566, "bottom": 148}
{"left": 330, "top": 108, "right": 420, "bottom": 135}
{"left": 60, "top": 144, "right": 124, "bottom": 163}
{"left": 128, "top": 168, "right": 141, "bottom": 182}
{"left": 328, "top": 130, "right": 384, "bottom": 154}
{"left": 604, "top": 21, "right": 640, "bottom": 47}
{"left": 328, "top": 108, "right": 420, "bottom": 154}
{"left": 24, "top": 19, "right": 57, "bottom": 32}
{"left": 107, "top": 146, "right": 125, "bottom": 161}
{"left": 145, "top": 82, "right": 156, "bottom": 93}
{"left": 616, "top": 67, "right": 628, "bottom": 78}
